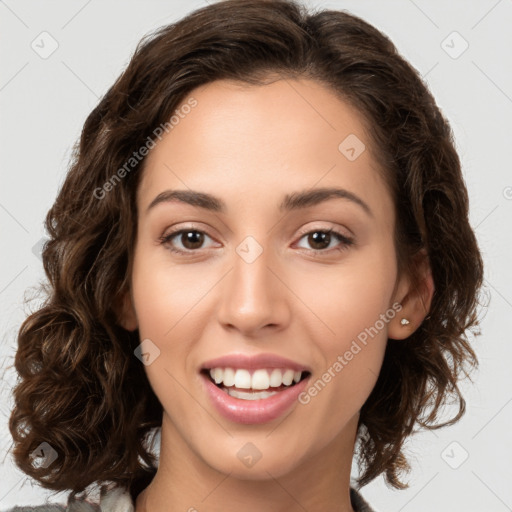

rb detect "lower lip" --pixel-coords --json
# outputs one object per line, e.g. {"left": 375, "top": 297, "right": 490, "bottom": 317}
{"left": 201, "top": 373, "right": 310, "bottom": 424}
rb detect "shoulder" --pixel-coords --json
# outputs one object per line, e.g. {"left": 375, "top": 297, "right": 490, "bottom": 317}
{"left": 2, "top": 486, "right": 134, "bottom": 512}
{"left": 2, "top": 504, "right": 98, "bottom": 512}
{"left": 5, "top": 487, "right": 373, "bottom": 512}
{"left": 350, "top": 486, "right": 379, "bottom": 512}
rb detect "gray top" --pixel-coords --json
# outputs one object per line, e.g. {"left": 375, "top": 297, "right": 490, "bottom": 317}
{"left": 3, "top": 485, "right": 378, "bottom": 512}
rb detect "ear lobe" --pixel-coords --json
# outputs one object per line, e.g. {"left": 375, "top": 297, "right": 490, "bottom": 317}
{"left": 115, "top": 288, "right": 138, "bottom": 332}
{"left": 388, "top": 251, "right": 435, "bottom": 340}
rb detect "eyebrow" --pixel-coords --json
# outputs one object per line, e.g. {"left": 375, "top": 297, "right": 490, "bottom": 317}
{"left": 146, "top": 187, "right": 373, "bottom": 217}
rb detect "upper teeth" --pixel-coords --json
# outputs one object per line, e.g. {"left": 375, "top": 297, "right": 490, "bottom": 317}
{"left": 208, "top": 368, "right": 303, "bottom": 390}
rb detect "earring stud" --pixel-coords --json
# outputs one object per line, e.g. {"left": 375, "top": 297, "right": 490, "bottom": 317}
{"left": 400, "top": 318, "right": 410, "bottom": 326}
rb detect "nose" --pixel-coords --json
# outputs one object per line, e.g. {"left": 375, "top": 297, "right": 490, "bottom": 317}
{"left": 216, "top": 241, "right": 291, "bottom": 337}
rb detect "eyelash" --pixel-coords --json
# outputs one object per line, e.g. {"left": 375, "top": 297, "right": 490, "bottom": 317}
{"left": 158, "top": 226, "right": 354, "bottom": 257}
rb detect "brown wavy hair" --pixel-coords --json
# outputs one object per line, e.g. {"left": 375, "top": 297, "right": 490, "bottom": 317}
{"left": 8, "top": 0, "right": 484, "bottom": 502}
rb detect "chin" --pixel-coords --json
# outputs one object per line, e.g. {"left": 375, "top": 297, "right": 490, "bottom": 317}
{"left": 192, "top": 431, "right": 316, "bottom": 481}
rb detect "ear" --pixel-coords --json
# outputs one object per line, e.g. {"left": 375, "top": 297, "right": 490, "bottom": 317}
{"left": 388, "top": 249, "right": 435, "bottom": 340}
{"left": 115, "top": 287, "right": 138, "bottom": 332}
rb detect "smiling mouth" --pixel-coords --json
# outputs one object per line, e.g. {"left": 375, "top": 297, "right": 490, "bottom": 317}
{"left": 201, "top": 368, "right": 311, "bottom": 401}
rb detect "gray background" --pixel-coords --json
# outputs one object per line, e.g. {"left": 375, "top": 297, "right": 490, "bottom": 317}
{"left": 1, "top": 0, "right": 511, "bottom": 510}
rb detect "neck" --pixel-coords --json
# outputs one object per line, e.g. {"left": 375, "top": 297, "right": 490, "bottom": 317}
{"left": 136, "top": 413, "right": 359, "bottom": 512}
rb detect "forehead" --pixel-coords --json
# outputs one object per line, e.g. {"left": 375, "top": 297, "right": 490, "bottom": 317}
{"left": 137, "top": 77, "right": 391, "bottom": 217}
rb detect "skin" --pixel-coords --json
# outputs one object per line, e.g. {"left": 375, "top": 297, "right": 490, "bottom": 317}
{"left": 119, "top": 77, "right": 434, "bottom": 512}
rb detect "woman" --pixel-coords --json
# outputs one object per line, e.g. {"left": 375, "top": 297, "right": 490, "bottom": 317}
{"left": 5, "top": 0, "right": 484, "bottom": 511}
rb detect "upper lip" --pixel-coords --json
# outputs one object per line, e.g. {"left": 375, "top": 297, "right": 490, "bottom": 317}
{"left": 200, "top": 353, "right": 311, "bottom": 373}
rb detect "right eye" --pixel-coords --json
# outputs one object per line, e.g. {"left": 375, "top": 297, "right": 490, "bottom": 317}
{"left": 159, "top": 228, "right": 217, "bottom": 254}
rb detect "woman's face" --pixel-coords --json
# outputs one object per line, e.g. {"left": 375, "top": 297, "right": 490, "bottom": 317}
{"left": 123, "top": 77, "right": 409, "bottom": 480}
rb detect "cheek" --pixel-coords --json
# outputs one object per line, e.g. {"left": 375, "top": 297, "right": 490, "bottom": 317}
{"left": 130, "top": 242, "right": 208, "bottom": 340}
{"left": 297, "top": 239, "right": 397, "bottom": 349}
{"left": 129, "top": 245, "right": 217, "bottom": 403}
{"left": 297, "top": 307, "right": 390, "bottom": 450}
{"left": 294, "top": 242, "right": 396, "bottom": 419}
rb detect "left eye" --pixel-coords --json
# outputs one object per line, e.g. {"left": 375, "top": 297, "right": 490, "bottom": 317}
{"left": 295, "top": 229, "right": 354, "bottom": 252}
